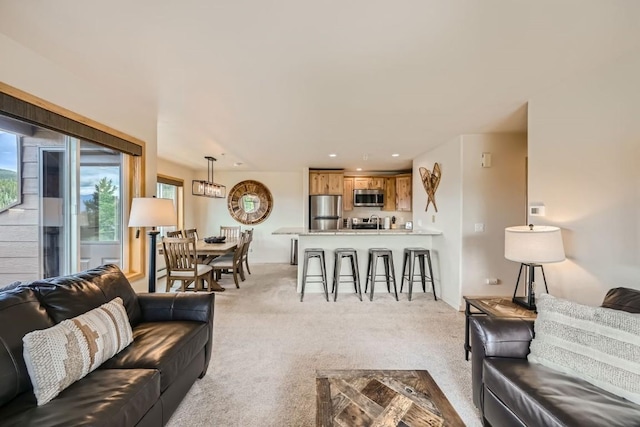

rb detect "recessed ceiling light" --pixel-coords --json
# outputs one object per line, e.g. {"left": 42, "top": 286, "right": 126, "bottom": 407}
{"left": 391, "top": 153, "right": 400, "bottom": 157}
{"left": 356, "top": 168, "right": 362, "bottom": 171}
{"left": 329, "top": 153, "right": 337, "bottom": 158}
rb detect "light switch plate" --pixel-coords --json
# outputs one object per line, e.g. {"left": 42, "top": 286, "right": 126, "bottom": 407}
{"left": 474, "top": 223, "right": 485, "bottom": 232}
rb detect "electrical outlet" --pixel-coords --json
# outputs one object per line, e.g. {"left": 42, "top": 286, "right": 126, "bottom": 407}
{"left": 432, "top": 215, "right": 436, "bottom": 223}
{"left": 486, "top": 278, "right": 500, "bottom": 285}
{"left": 474, "top": 223, "right": 485, "bottom": 232}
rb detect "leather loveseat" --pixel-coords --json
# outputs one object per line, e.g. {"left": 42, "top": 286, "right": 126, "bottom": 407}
{"left": 0, "top": 264, "right": 215, "bottom": 426}
{"left": 470, "top": 287, "right": 640, "bottom": 427}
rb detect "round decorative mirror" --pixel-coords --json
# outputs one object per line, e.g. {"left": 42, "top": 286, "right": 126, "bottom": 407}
{"left": 227, "top": 180, "right": 273, "bottom": 225}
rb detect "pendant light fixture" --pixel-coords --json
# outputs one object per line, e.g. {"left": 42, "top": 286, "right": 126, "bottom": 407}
{"left": 192, "top": 156, "right": 226, "bottom": 198}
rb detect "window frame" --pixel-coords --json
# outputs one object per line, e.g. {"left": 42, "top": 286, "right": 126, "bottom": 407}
{"left": 0, "top": 132, "right": 22, "bottom": 213}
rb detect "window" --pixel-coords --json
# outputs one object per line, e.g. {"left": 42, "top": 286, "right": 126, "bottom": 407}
{"left": 0, "top": 85, "right": 145, "bottom": 282}
{"left": 156, "top": 175, "right": 184, "bottom": 237}
{"left": 0, "top": 131, "right": 20, "bottom": 212}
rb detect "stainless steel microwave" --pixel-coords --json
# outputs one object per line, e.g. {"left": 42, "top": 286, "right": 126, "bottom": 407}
{"left": 353, "top": 189, "right": 384, "bottom": 207}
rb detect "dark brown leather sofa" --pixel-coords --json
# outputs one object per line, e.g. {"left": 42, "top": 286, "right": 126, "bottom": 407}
{"left": 470, "top": 287, "right": 640, "bottom": 427}
{"left": 0, "top": 264, "right": 215, "bottom": 427}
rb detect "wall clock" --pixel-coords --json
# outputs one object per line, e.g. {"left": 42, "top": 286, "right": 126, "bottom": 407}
{"left": 227, "top": 180, "right": 273, "bottom": 225}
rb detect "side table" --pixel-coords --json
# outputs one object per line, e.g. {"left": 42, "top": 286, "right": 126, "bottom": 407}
{"left": 463, "top": 296, "right": 537, "bottom": 361}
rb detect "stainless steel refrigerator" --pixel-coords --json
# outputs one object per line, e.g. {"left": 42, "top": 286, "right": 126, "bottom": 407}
{"left": 309, "top": 195, "right": 343, "bottom": 230}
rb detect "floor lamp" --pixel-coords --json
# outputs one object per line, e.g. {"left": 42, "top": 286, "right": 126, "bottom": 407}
{"left": 129, "top": 197, "right": 177, "bottom": 292}
{"left": 505, "top": 224, "right": 565, "bottom": 311}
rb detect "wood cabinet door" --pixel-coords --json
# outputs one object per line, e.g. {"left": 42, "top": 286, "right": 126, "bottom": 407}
{"left": 343, "top": 177, "right": 354, "bottom": 211}
{"left": 370, "top": 177, "right": 385, "bottom": 190}
{"left": 353, "top": 178, "right": 369, "bottom": 190}
{"left": 327, "top": 173, "right": 344, "bottom": 195}
{"left": 395, "top": 175, "right": 412, "bottom": 211}
{"left": 382, "top": 177, "right": 396, "bottom": 211}
{"left": 309, "top": 172, "right": 323, "bottom": 195}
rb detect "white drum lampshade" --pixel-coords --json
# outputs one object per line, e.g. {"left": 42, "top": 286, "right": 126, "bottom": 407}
{"left": 505, "top": 225, "right": 565, "bottom": 264}
{"left": 128, "top": 197, "right": 176, "bottom": 228}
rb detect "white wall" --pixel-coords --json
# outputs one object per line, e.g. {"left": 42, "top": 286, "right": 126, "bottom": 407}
{"left": 528, "top": 49, "right": 640, "bottom": 305}
{"left": 413, "top": 133, "right": 527, "bottom": 310}
{"left": 413, "top": 137, "right": 463, "bottom": 309}
{"left": 460, "top": 134, "right": 527, "bottom": 301}
{"left": 194, "top": 170, "right": 304, "bottom": 263}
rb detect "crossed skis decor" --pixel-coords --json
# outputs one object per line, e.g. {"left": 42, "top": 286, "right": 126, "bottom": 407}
{"left": 419, "top": 163, "right": 441, "bottom": 212}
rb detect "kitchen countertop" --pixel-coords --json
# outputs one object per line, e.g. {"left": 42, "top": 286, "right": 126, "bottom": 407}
{"left": 272, "top": 227, "right": 442, "bottom": 236}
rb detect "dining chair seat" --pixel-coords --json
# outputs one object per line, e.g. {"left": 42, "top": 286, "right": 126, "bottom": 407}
{"left": 170, "top": 264, "right": 212, "bottom": 277}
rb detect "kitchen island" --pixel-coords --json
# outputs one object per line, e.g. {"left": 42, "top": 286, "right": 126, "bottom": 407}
{"left": 272, "top": 227, "right": 442, "bottom": 298}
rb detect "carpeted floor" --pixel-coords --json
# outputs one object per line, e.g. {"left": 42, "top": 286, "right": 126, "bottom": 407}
{"left": 166, "top": 263, "right": 481, "bottom": 427}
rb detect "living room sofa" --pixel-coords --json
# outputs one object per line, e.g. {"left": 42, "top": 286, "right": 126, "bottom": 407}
{"left": 0, "top": 264, "right": 215, "bottom": 426}
{"left": 470, "top": 287, "right": 640, "bottom": 427}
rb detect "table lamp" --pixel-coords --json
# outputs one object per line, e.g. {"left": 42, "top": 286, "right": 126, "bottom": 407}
{"left": 505, "top": 224, "right": 565, "bottom": 310}
{"left": 128, "top": 197, "right": 177, "bottom": 292}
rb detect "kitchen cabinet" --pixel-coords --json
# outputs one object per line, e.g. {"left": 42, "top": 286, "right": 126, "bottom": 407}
{"left": 309, "top": 170, "right": 344, "bottom": 195}
{"left": 395, "top": 174, "right": 412, "bottom": 211}
{"left": 343, "top": 177, "right": 354, "bottom": 211}
{"left": 382, "top": 177, "right": 396, "bottom": 211}
{"left": 354, "top": 177, "right": 385, "bottom": 190}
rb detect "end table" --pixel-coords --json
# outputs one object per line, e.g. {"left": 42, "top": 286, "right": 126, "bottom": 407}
{"left": 463, "top": 296, "right": 537, "bottom": 361}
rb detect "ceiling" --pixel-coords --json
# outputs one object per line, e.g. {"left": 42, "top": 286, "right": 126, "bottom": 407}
{"left": 1, "top": 1, "right": 639, "bottom": 172}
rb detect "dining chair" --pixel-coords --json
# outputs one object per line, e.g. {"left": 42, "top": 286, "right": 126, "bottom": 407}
{"left": 240, "top": 228, "right": 253, "bottom": 275}
{"left": 162, "top": 237, "right": 213, "bottom": 292}
{"left": 220, "top": 225, "right": 241, "bottom": 240}
{"left": 209, "top": 232, "right": 247, "bottom": 288}
{"left": 166, "top": 230, "right": 183, "bottom": 238}
{"left": 184, "top": 228, "right": 199, "bottom": 240}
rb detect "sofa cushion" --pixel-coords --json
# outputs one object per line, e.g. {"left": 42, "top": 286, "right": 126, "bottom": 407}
{"left": 30, "top": 264, "right": 142, "bottom": 326}
{"left": 601, "top": 287, "right": 640, "bottom": 313}
{"left": 23, "top": 297, "right": 134, "bottom": 405}
{"left": 0, "top": 288, "right": 54, "bottom": 407}
{"left": 484, "top": 358, "right": 640, "bottom": 427}
{"left": 528, "top": 293, "right": 640, "bottom": 404}
{"left": 0, "top": 369, "right": 160, "bottom": 427}
{"left": 100, "top": 320, "right": 209, "bottom": 391}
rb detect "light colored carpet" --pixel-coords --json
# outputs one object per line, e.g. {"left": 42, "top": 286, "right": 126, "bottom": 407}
{"left": 166, "top": 263, "right": 481, "bottom": 427}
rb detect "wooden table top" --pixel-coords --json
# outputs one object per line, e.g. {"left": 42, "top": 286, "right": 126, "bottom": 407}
{"left": 464, "top": 296, "right": 537, "bottom": 318}
{"left": 316, "top": 369, "right": 464, "bottom": 427}
{"left": 195, "top": 239, "right": 238, "bottom": 255}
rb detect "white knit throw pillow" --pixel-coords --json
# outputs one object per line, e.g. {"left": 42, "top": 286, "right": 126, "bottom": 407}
{"left": 528, "top": 293, "right": 640, "bottom": 405}
{"left": 23, "top": 297, "right": 133, "bottom": 405}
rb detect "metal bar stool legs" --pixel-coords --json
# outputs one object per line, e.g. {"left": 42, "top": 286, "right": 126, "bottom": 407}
{"left": 364, "top": 248, "right": 398, "bottom": 301}
{"left": 300, "top": 248, "right": 328, "bottom": 302}
{"left": 332, "top": 248, "right": 362, "bottom": 301}
{"left": 401, "top": 247, "right": 436, "bottom": 301}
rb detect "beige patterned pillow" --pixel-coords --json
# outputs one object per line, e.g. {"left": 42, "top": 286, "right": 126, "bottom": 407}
{"left": 23, "top": 297, "right": 133, "bottom": 405}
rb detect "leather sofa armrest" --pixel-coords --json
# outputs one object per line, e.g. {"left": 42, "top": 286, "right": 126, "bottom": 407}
{"left": 137, "top": 293, "right": 215, "bottom": 323}
{"left": 470, "top": 317, "right": 534, "bottom": 409}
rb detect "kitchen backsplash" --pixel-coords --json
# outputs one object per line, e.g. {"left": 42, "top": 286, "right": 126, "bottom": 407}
{"left": 346, "top": 207, "right": 411, "bottom": 225}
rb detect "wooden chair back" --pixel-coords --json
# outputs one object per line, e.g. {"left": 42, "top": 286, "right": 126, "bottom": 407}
{"left": 166, "top": 230, "right": 183, "bottom": 238}
{"left": 184, "top": 228, "right": 199, "bottom": 240}
{"left": 220, "top": 226, "right": 241, "bottom": 240}
{"left": 162, "top": 237, "right": 212, "bottom": 291}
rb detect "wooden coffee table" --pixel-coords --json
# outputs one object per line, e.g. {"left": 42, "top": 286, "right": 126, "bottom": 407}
{"left": 316, "top": 369, "right": 464, "bottom": 427}
{"left": 463, "top": 296, "right": 537, "bottom": 361}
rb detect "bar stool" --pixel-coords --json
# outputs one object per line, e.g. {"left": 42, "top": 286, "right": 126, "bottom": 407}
{"left": 364, "top": 248, "right": 399, "bottom": 301}
{"left": 332, "top": 248, "right": 362, "bottom": 302}
{"left": 300, "top": 248, "right": 329, "bottom": 302}
{"left": 400, "top": 247, "right": 436, "bottom": 301}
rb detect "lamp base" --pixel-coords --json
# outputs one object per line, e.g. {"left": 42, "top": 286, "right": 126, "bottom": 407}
{"left": 512, "top": 263, "right": 549, "bottom": 313}
{"left": 512, "top": 296, "right": 536, "bottom": 311}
